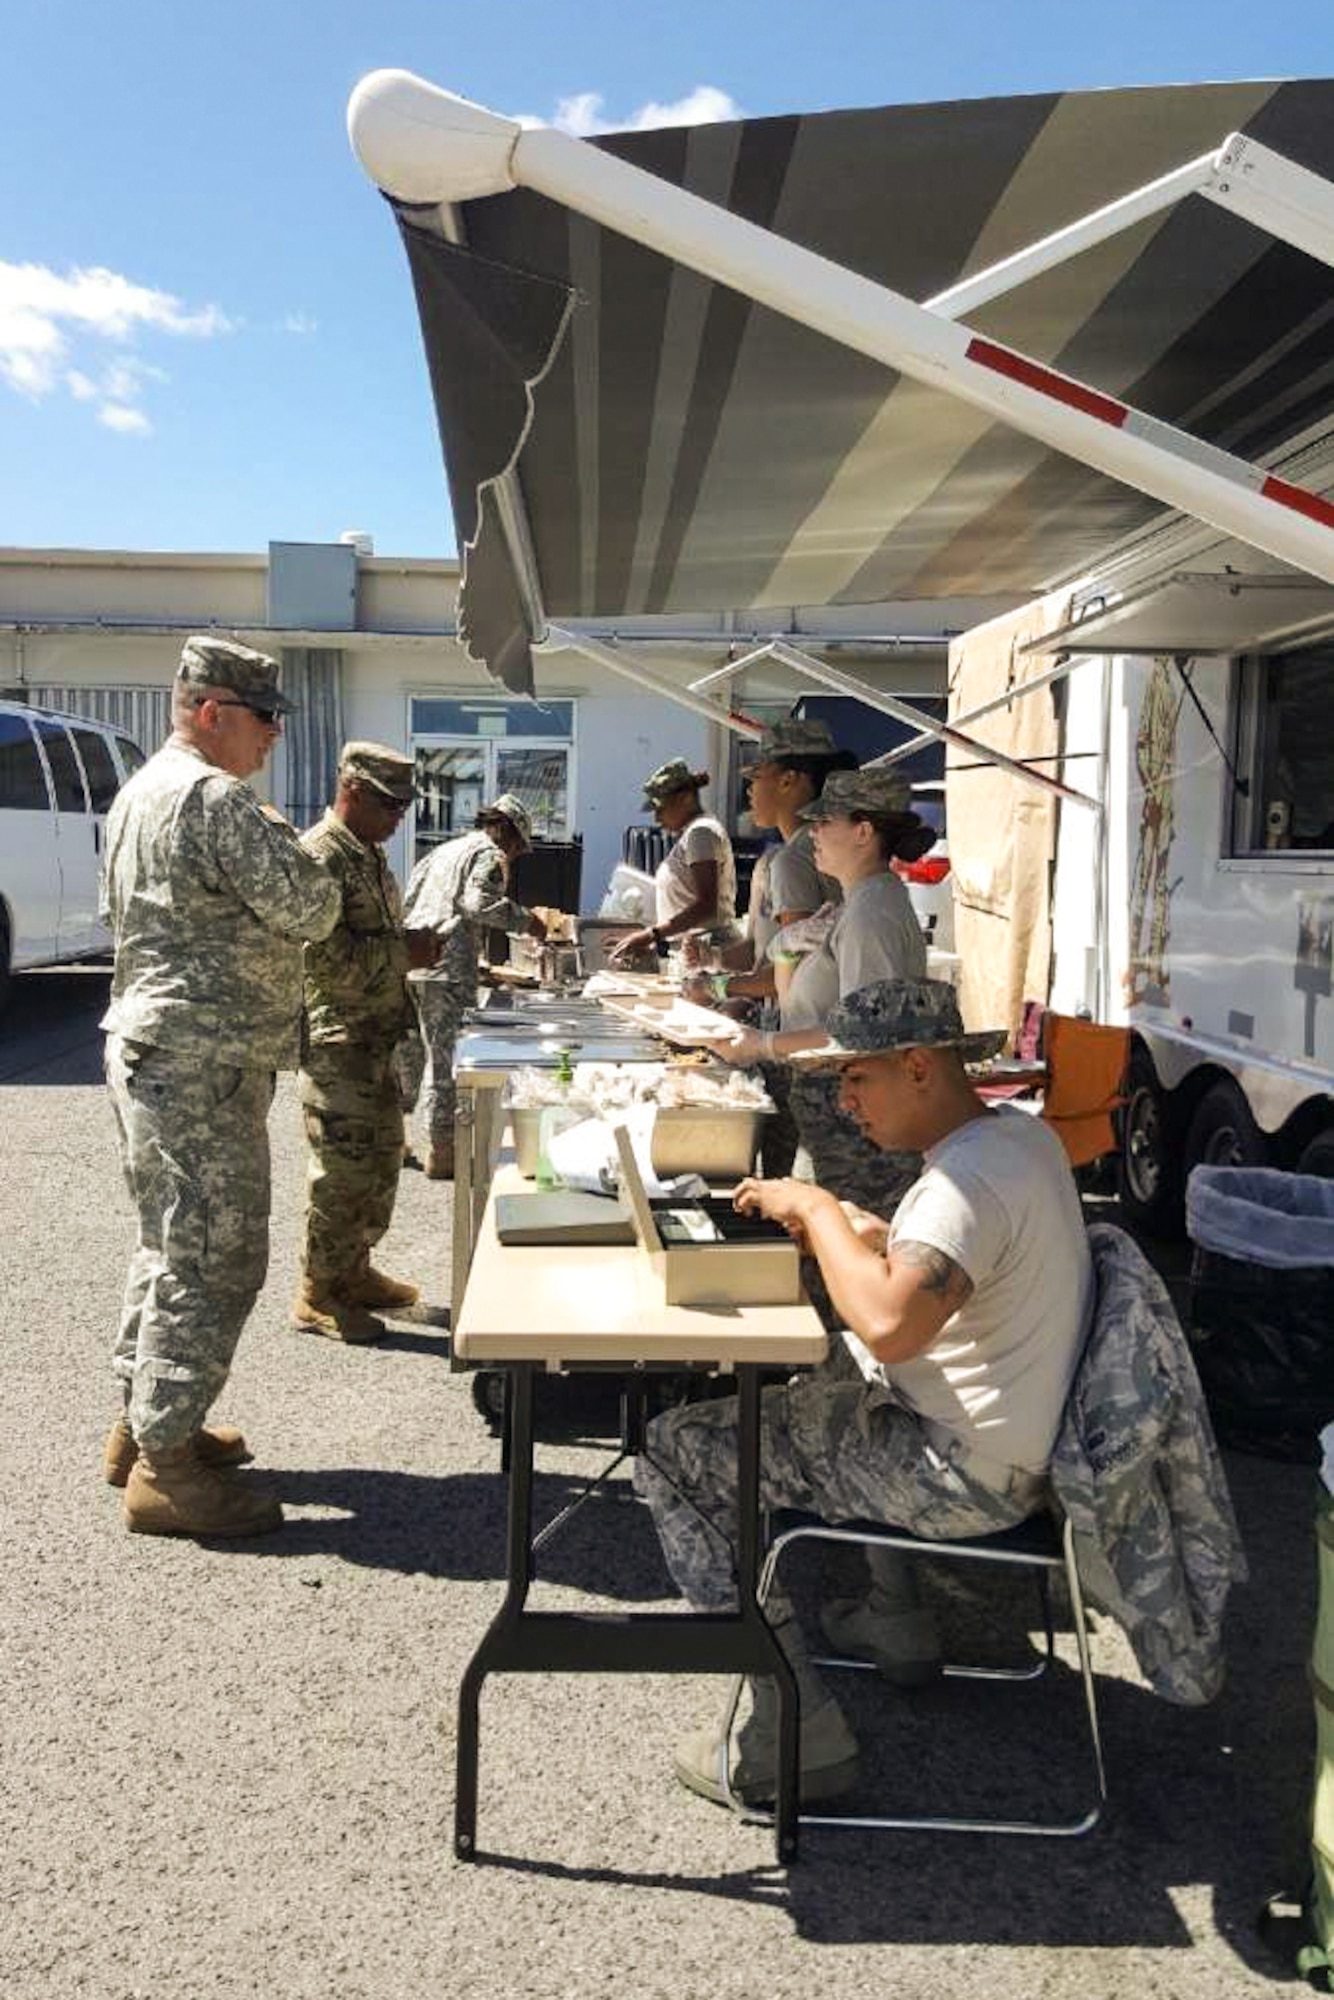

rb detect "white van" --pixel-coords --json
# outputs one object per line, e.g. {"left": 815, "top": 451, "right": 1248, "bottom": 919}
{"left": 0, "top": 699, "right": 147, "bottom": 1013}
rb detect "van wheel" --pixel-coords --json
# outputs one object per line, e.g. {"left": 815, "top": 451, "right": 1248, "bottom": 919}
{"left": 1296, "top": 1127, "right": 1334, "bottom": 1179}
{"left": 0, "top": 912, "right": 10, "bottom": 1020}
{"left": 1183, "top": 1080, "right": 1268, "bottom": 1181}
{"left": 1117, "top": 1048, "right": 1185, "bottom": 1237}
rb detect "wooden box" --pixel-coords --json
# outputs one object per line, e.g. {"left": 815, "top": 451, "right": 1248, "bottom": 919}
{"left": 612, "top": 1128, "right": 801, "bottom": 1308}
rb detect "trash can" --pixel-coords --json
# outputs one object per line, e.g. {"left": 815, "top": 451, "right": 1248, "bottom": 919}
{"left": 1186, "top": 1166, "right": 1334, "bottom": 1463}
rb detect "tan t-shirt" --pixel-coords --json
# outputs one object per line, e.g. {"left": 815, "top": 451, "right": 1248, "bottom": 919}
{"left": 861, "top": 1106, "right": 1093, "bottom": 1474}
{"left": 654, "top": 813, "right": 737, "bottom": 926}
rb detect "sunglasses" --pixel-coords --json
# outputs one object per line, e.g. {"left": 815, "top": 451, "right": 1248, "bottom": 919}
{"left": 206, "top": 696, "right": 283, "bottom": 726}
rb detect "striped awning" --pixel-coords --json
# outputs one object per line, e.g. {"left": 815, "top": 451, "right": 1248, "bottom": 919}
{"left": 389, "top": 78, "right": 1334, "bottom": 692}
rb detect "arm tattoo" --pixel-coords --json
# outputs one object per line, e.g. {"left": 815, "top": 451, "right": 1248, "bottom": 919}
{"left": 891, "top": 1240, "right": 974, "bottom": 1310}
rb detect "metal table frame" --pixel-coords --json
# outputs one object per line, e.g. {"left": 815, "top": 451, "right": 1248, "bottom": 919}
{"left": 453, "top": 1358, "right": 802, "bottom": 1863}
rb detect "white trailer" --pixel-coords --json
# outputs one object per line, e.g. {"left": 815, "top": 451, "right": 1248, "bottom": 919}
{"left": 1022, "top": 557, "right": 1334, "bottom": 1230}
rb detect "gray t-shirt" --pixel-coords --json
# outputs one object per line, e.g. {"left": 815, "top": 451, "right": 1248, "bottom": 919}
{"left": 781, "top": 870, "right": 926, "bottom": 1031}
{"left": 864, "top": 1106, "right": 1094, "bottom": 1474}
{"left": 748, "top": 826, "right": 838, "bottom": 964}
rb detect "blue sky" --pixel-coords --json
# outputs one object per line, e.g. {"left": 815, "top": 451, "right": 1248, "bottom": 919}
{"left": 2, "top": 0, "right": 1329, "bottom": 559}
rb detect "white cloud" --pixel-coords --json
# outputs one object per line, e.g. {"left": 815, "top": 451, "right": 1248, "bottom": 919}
{"left": 99, "top": 403, "right": 151, "bottom": 436}
{"left": 281, "top": 312, "right": 317, "bottom": 335}
{"left": 519, "top": 83, "right": 741, "bottom": 138}
{"left": 0, "top": 260, "right": 232, "bottom": 433}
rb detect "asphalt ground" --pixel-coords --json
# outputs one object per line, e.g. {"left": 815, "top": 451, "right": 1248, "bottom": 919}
{"left": 0, "top": 964, "right": 1321, "bottom": 2000}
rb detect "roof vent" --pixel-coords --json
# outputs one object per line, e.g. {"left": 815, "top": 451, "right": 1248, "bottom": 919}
{"left": 339, "top": 529, "right": 375, "bottom": 558}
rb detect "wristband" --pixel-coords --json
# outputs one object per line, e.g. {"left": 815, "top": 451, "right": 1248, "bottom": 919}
{"left": 650, "top": 925, "right": 665, "bottom": 949}
{"left": 710, "top": 972, "right": 730, "bottom": 1003}
{"left": 759, "top": 1030, "right": 777, "bottom": 1061}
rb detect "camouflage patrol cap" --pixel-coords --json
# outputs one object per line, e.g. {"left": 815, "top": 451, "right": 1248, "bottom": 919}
{"left": 642, "top": 757, "right": 709, "bottom": 806}
{"left": 176, "top": 635, "right": 295, "bottom": 715}
{"left": 791, "top": 978, "right": 1008, "bottom": 1068}
{"left": 478, "top": 791, "right": 533, "bottom": 851}
{"left": 797, "top": 765, "right": 912, "bottom": 822}
{"left": 338, "top": 741, "right": 415, "bottom": 804}
{"left": 754, "top": 717, "right": 839, "bottom": 763}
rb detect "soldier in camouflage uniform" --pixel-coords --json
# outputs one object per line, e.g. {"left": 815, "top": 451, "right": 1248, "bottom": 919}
{"left": 635, "top": 979, "right": 1091, "bottom": 1808}
{"left": 101, "top": 637, "right": 341, "bottom": 1538}
{"left": 292, "top": 744, "right": 441, "bottom": 1344}
{"left": 397, "top": 793, "right": 546, "bottom": 1178}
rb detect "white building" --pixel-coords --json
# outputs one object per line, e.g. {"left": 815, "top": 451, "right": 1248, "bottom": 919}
{"left": 0, "top": 539, "right": 981, "bottom": 908}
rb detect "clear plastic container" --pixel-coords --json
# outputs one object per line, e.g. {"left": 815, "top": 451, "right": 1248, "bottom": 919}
{"left": 535, "top": 1048, "right": 578, "bottom": 1190}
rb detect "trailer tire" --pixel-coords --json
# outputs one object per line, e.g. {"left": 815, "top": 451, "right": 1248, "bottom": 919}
{"left": 1183, "top": 1080, "right": 1268, "bottom": 1180}
{"left": 1296, "top": 1127, "right": 1334, "bottom": 1179}
{"left": 1117, "top": 1048, "right": 1184, "bottom": 1237}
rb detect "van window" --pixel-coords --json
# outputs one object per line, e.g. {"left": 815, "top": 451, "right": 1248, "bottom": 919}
{"left": 35, "top": 720, "right": 87, "bottom": 813}
{"left": 1234, "top": 644, "right": 1334, "bottom": 854}
{"left": 0, "top": 714, "right": 49, "bottom": 811}
{"left": 72, "top": 727, "right": 121, "bottom": 812}
{"left": 118, "top": 736, "right": 146, "bottom": 776}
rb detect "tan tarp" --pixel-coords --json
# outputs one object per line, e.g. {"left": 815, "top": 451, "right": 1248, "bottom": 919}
{"left": 946, "top": 590, "right": 1073, "bottom": 1040}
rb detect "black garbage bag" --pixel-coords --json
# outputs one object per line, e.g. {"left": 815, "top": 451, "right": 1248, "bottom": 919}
{"left": 1187, "top": 1167, "right": 1334, "bottom": 1463}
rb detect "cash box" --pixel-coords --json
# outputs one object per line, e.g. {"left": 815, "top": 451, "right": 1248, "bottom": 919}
{"left": 613, "top": 1127, "right": 801, "bottom": 1308}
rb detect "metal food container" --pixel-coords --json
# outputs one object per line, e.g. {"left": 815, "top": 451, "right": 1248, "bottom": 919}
{"left": 649, "top": 1106, "right": 768, "bottom": 1180}
{"left": 507, "top": 935, "right": 585, "bottom": 984}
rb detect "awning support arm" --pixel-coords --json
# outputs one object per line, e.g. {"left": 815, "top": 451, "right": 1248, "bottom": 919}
{"left": 761, "top": 640, "right": 1099, "bottom": 811}
{"left": 542, "top": 625, "right": 764, "bottom": 739}
{"left": 928, "top": 134, "right": 1334, "bottom": 322}
{"left": 876, "top": 652, "right": 1092, "bottom": 767}
{"left": 349, "top": 75, "right": 1334, "bottom": 587}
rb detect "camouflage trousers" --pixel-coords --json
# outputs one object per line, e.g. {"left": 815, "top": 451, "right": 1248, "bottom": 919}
{"left": 788, "top": 1069, "right": 921, "bottom": 1329}
{"left": 106, "top": 1034, "right": 274, "bottom": 1451}
{"left": 634, "top": 1338, "right": 1047, "bottom": 1621}
{"left": 396, "top": 945, "right": 474, "bottom": 1152}
{"left": 300, "top": 1043, "right": 405, "bottom": 1291}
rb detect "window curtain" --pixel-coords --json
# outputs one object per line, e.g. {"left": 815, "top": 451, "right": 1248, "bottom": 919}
{"left": 280, "top": 647, "right": 344, "bottom": 829}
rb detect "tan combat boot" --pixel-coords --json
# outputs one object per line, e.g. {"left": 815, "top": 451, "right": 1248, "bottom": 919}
{"left": 102, "top": 1416, "right": 252, "bottom": 1489}
{"left": 124, "top": 1440, "right": 283, "bottom": 1537}
{"left": 424, "top": 1135, "right": 454, "bottom": 1180}
{"left": 340, "top": 1258, "right": 420, "bottom": 1312}
{"left": 290, "top": 1281, "right": 385, "bottom": 1344}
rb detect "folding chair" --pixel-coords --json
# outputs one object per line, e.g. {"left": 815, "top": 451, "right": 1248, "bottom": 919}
{"left": 714, "top": 1505, "right": 1107, "bottom": 1837}
{"left": 1040, "top": 1014, "right": 1130, "bottom": 1169}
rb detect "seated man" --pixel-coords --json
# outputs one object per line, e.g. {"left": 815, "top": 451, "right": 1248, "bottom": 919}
{"left": 634, "top": 977, "right": 1094, "bottom": 1807}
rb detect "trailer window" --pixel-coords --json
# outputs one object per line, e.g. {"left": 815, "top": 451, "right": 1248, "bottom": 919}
{"left": 1235, "top": 645, "right": 1334, "bottom": 855}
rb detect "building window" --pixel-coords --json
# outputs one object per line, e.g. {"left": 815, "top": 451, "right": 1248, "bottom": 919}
{"left": 409, "top": 697, "right": 575, "bottom": 860}
{"left": 1232, "top": 644, "right": 1334, "bottom": 855}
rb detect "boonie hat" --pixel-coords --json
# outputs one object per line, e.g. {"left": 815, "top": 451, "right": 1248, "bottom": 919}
{"left": 338, "top": 741, "right": 415, "bottom": 804}
{"left": 176, "top": 635, "right": 295, "bottom": 716}
{"left": 642, "top": 757, "right": 708, "bottom": 807}
{"left": 478, "top": 791, "right": 533, "bottom": 851}
{"left": 753, "top": 717, "right": 839, "bottom": 763}
{"left": 791, "top": 977, "right": 1008, "bottom": 1067}
{"left": 797, "top": 766, "right": 912, "bottom": 822}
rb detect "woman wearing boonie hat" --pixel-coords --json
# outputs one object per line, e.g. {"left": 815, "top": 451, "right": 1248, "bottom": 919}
{"left": 713, "top": 764, "right": 941, "bottom": 1244}
{"left": 610, "top": 758, "right": 738, "bottom": 965}
{"left": 682, "top": 717, "right": 852, "bottom": 1171}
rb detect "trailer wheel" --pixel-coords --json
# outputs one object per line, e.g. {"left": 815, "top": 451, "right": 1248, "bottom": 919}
{"left": 1296, "top": 1127, "right": 1334, "bottom": 1179}
{"left": 1183, "top": 1080, "right": 1268, "bottom": 1180}
{"left": 1117, "top": 1048, "right": 1184, "bottom": 1237}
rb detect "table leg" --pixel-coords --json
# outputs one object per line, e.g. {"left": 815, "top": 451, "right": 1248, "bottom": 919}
{"left": 455, "top": 1364, "right": 537, "bottom": 1860}
{"left": 735, "top": 1366, "right": 799, "bottom": 1863}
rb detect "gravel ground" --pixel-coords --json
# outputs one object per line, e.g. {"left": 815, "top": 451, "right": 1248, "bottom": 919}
{"left": 0, "top": 965, "right": 1319, "bottom": 2000}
